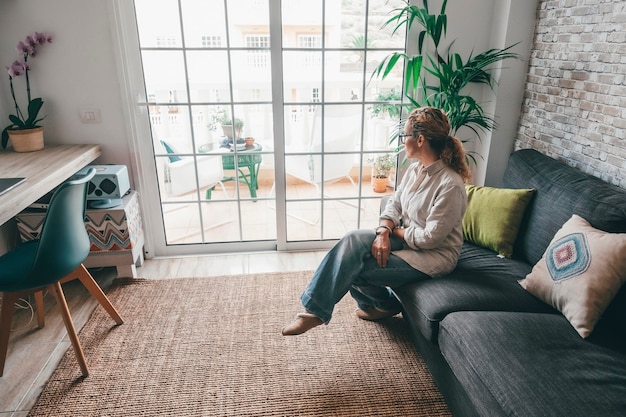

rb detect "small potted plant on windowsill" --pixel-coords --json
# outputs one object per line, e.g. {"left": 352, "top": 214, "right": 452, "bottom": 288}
{"left": 1, "top": 31, "right": 53, "bottom": 152}
{"left": 370, "top": 153, "right": 396, "bottom": 193}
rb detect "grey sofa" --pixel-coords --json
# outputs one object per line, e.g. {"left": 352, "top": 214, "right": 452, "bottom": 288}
{"left": 392, "top": 149, "right": 626, "bottom": 417}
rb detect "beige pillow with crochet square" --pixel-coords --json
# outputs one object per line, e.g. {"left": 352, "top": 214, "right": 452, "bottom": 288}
{"left": 519, "top": 214, "right": 626, "bottom": 338}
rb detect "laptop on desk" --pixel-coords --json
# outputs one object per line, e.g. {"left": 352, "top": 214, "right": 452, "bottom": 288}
{"left": 0, "top": 177, "right": 26, "bottom": 196}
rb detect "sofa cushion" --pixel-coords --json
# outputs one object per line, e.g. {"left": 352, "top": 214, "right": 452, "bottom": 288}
{"left": 439, "top": 311, "right": 626, "bottom": 417}
{"left": 502, "top": 149, "right": 626, "bottom": 265}
{"left": 393, "top": 242, "right": 556, "bottom": 343}
{"left": 519, "top": 214, "right": 626, "bottom": 338}
{"left": 463, "top": 185, "right": 535, "bottom": 258}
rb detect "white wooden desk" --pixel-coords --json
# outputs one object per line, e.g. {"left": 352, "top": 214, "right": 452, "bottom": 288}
{"left": 0, "top": 145, "right": 101, "bottom": 226}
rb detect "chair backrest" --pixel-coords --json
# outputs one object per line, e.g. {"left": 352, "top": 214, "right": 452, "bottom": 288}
{"left": 29, "top": 168, "right": 96, "bottom": 284}
{"left": 284, "top": 106, "right": 361, "bottom": 184}
{"left": 308, "top": 106, "right": 361, "bottom": 183}
{"left": 308, "top": 106, "right": 361, "bottom": 152}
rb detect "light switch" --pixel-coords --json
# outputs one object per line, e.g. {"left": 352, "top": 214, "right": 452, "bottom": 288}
{"left": 80, "top": 108, "right": 102, "bottom": 123}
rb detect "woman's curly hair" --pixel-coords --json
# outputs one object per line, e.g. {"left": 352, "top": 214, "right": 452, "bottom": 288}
{"left": 406, "top": 107, "right": 472, "bottom": 183}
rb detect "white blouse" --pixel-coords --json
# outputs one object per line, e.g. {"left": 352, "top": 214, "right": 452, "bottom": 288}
{"left": 380, "top": 159, "right": 467, "bottom": 278}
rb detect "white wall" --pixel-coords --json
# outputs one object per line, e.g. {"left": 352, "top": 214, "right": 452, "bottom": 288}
{"left": 0, "top": 0, "right": 133, "bottom": 168}
{"left": 441, "top": 0, "right": 539, "bottom": 186}
{"left": 0, "top": 0, "right": 138, "bottom": 252}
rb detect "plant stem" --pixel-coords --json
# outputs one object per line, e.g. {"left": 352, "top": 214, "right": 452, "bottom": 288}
{"left": 8, "top": 78, "right": 25, "bottom": 121}
{"left": 24, "top": 54, "right": 31, "bottom": 104}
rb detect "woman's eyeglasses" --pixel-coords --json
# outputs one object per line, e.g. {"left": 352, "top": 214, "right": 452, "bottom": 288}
{"left": 398, "top": 133, "right": 413, "bottom": 144}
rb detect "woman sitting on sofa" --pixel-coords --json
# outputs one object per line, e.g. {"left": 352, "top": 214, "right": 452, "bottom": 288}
{"left": 282, "top": 106, "right": 471, "bottom": 336}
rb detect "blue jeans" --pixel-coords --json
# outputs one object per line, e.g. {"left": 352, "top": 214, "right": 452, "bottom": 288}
{"left": 300, "top": 229, "right": 431, "bottom": 323}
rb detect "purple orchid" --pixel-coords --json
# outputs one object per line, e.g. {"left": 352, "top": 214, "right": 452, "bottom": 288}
{"left": 7, "top": 61, "right": 26, "bottom": 78}
{"left": 2, "top": 31, "right": 54, "bottom": 149}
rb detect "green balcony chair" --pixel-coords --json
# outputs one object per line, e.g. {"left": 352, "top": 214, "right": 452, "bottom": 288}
{"left": 0, "top": 168, "right": 123, "bottom": 378}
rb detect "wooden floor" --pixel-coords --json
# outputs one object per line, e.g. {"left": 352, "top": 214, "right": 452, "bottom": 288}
{"left": 0, "top": 250, "right": 327, "bottom": 416}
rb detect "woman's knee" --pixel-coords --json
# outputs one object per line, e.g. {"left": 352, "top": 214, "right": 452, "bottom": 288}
{"left": 345, "top": 228, "right": 375, "bottom": 241}
{"left": 342, "top": 228, "right": 376, "bottom": 250}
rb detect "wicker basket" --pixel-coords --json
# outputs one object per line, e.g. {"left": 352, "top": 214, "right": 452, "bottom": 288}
{"left": 8, "top": 127, "right": 44, "bottom": 152}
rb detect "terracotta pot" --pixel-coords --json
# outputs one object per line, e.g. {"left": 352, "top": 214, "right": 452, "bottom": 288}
{"left": 372, "top": 176, "right": 388, "bottom": 193}
{"left": 245, "top": 137, "right": 255, "bottom": 147}
{"left": 8, "top": 127, "right": 44, "bottom": 152}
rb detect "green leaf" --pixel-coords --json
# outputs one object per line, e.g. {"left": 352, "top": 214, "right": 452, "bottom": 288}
{"left": 418, "top": 31, "right": 426, "bottom": 54}
{"left": 440, "top": 0, "right": 448, "bottom": 15}
{"left": 1, "top": 128, "right": 9, "bottom": 149}
{"left": 405, "top": 55, "right": 423, "bottom": 92}
{"left": 26, "top": 98, "right": 44, "bottom": 126}
{"left": 8, "top": 115, "right": 25, "bottom": 128}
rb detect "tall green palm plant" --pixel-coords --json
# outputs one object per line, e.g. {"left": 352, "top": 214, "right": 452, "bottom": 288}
{"left": 371, "top": 0, "right": 520, "bottom": 163}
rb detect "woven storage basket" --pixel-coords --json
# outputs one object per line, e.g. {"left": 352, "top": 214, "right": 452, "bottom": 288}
{"left": 8, "top": 127, "right": 44, "bottom": 152}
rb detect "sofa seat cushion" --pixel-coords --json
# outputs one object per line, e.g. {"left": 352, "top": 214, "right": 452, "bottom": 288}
{"left": 393, "top": 242, "right": 556, "bottom": 343}
{"left": 439, "top": 311, "right": 626, "bottom": 417}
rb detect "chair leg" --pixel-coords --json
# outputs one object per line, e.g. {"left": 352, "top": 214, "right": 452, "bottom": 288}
{"left": 0, "top": 292, "right": 20, "bottom": 377}
{"left": 73, "top": 265, "right": 123, "bottom": 325}
{"left": 34, "top": 291, "right": 45, "bottom": 328}
{"left": 48, "top": 282, "right": 89, "bottom": 377}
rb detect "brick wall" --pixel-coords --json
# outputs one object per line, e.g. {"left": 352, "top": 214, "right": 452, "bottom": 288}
{"left": 516, "top": 0, "right": 626, "bottom": 189}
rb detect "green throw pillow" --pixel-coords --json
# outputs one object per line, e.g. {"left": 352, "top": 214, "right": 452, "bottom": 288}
{"left": 463, "top": 185, "right": 535, "bottom": 258}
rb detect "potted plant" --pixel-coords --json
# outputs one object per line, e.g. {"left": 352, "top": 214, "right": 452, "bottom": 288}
{"left": 370, "top": 88, "right": 402, "bottom": 120}
{"left": 1, "top": 31, "right": 53, "bottom": 152}
{"left": 370, "top": 153, "right": 396, "bottom": 193}
{"left": 369, "top": 88, "right": 402, "bottom": 149}
{"left": 371, "top": 0, "right": 520, "bottom": 165}
{"left": 218, "top": 113, "right": 245, "bottom": 141}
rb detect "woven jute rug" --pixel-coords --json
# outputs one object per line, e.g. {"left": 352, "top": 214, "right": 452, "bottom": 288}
{"left": 29, "top": 271, "right": 451, "bottom": 416}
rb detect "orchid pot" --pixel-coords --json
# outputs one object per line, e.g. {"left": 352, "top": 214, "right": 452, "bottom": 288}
{"left": 1, "top": 31, "right": 53, "bottom": 151}
{"left": 7, "top": 126, "right": 44, "bottom": 152}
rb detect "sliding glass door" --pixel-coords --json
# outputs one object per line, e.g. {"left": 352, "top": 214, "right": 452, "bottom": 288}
{"left": 130, "top": 0, "right": 404, "bottom": 254}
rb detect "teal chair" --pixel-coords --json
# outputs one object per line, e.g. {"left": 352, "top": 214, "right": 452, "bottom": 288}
{"left": 0, "top": 168, "right": 123, "bottom": 377}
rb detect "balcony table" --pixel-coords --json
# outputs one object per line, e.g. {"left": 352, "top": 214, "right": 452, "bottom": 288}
{"left": 200, "top": 142, "right": 263, "bottom": 199}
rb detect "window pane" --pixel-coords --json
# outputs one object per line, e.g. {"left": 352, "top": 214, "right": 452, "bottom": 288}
{"left": 163, "top": 203, "right": 202, "bottom": 244}
{"left": 283, "top": 51, "right": 323, "bottom": 103}
{"left": 367, "top": 0, "right": 407, "bottom": 50}
{"left": 186, "top": 51, "right": 231, "bottom": 102}
{"left": 319, "top": 105, "right": 362, "bottom": 152}
{"left": 226, "top": 0, "right": 270, "bottom": 48}
{"left": 286, "top": 201, "right": 322, "bottom": 240}
{"left": 180, "top": 0, "right": 227, "bottom": 48}
{"left": 142, "top": 51, "right": 189, "bottom": 103}
{"left": 364, "top": 50, "right": 403, "bottom": 102}
{"left": 192, "top": 105, "right": 224, "bottom": 149}
{"left": 150, "top": 105, "right": 192, "bottom": 153}
{"left": 201, "top": 201, "right": 241, "bottom": 243}
{"left": 230, "top": 51, "right": 272, "bottom": 102}
{"left": 241, "top": 200, "right": 276, "bottom": 241}
{"left": 324, "top": 51, "right": 365, "bottom": 102}
{"left": 282, "top": 0, "right": 323, "bottom": 47}
{"left": 134, "top": 0, "right": 182, "bottom": 48}
{"left": 327, "top": 0, "right": 366, "bottom": 48}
